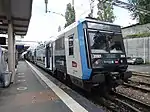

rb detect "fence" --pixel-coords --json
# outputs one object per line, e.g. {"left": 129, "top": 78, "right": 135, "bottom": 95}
{"left": 123, "top": 37, "right": 150, "bottom": 63}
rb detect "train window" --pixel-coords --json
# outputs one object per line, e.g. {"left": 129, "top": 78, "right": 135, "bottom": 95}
{"left": 55, "top": 36, "right": 65, "bottom": 50}
{"left": 89, "top": 31, "right": 124, "bottom": 53}
{"left": 68, "top": 34, "right": 74, "bottom": 55}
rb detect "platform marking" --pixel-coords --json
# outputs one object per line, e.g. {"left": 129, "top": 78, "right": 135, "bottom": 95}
{"left": 17, "top": 87, "right": 27, "bottom": 91}
{"left": 26, "top": 61, "right": 88, "bottom": 112}
{"left": 18, "top": 73, "right": 24, "bottom": 75}
{"left": 18, "top": 79, "right": 26, "bottom": 82}
{"left": 18, "top": 75, "right": 25, "bottom": 78}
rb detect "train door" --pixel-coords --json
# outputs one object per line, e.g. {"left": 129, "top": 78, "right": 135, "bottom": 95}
{"left": 46, "top": 43, "right": 53, "bottom": 70}
{"left": 46, "top": 44, "right": 50, "bottom": 68}
{"left": 34, "top": 49, "right": 36, "bottom": 63}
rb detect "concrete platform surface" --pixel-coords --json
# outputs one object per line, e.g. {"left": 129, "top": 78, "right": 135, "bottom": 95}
{"left": 0, "top": 61, "right": 72, "bottom": 112}
{"left": 0, "top": 61, "right": 104, "bottom": 112}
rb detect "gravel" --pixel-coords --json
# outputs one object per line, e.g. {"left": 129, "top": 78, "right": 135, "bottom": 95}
{"left": 116, "top": 73, "right": 150, "bottom": 107}
{"left": 127, "top": 80, "right": 150, "bottom": 91}
{"left": 130, "top": 75, "right": 150, "bottom": 84}
{"left": 116, "top": 85, "right": 150, "bottom": 105}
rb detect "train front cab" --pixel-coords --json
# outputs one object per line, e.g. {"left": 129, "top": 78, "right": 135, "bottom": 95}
{"left": 77, "top": 19, "right": 132, "bottom": 91}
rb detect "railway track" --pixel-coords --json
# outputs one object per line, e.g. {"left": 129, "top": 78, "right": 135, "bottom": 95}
{"left": 92, "top": 91, "right": 150, "bottom": 112}
{"left": 132, "top": 72, "right": 150, "bottom": 78}
{"left": 101, "top": 95, "right": 141, "bottom": 112}
{"left": 112, "top": 92, "right": 150, "bottom": 112}
{"left": 128, "top": 80, "right": 150, "bottom": 87}
{"left": 93, "top": 95, "right": 138, "bottom": 112}
{"left": 123, "top": 83, "right": 150, "bottom": 93}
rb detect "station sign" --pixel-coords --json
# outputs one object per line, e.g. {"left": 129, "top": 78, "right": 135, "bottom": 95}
{"left": 0, "top": 37, "right": 6, "bottom": 45}
{"left": 16, "top": 45, "right": 24, "bottom": 49}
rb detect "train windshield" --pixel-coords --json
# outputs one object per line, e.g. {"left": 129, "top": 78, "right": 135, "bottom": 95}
{"left": 88, "top": 30, "right": 124, "bottom": 53}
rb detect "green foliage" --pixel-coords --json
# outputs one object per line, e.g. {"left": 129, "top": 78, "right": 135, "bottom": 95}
{"left": 126, "top": 32, "right": 150, "bottom": 38}
{"left": 128, "top": 0, "right": 150, "bottom": 24}
{"left": 65, "top": 3, "right": 76, "bottom": 28}
{"left": 97, "top": 0, "right": 115, "bottom": 23}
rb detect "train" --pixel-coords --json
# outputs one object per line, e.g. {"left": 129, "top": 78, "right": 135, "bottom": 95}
{"left": 24, "top": 17, "right": 132, "bottom": 92}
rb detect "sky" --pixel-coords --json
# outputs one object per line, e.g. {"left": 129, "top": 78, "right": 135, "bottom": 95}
{"left": 23, "top": 0, "right": 137, "bottom": 45}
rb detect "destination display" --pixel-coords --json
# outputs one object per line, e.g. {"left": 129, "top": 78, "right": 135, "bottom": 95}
{"left": 87, "top": 22, "right": 121, "bottom": 33}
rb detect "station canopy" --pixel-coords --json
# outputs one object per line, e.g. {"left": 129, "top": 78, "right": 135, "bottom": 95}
{"left": 0, "top": 0, "right": 33, "bottom": 36}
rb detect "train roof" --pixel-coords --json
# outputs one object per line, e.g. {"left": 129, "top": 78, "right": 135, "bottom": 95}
{"left": 80, "top": 17, "right": 120, "bottom": 26}
{"left": 43, "top": 17, "right": 121, "bottom": 46}
{"left": 57, "top": 17, "right": 120, "bottom": 36}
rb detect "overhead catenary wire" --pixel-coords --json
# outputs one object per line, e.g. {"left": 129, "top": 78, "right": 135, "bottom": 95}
{"left": 80, "top": 0, "right": 150, "bottom": 17}
{"left": 112, "top": 0, "right": 150, "bottom": 15}
{"left": 46, "top": 11, "right": 65, "bottom": 17}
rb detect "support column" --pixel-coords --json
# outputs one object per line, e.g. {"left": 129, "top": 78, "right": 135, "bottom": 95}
{"left": 13, "top": 34, "right": 16, "bottom": 69}
{"left": 8, "top": 22, "right": 15, "bottom": 83}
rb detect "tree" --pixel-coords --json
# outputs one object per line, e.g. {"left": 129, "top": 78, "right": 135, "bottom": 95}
{"left": 65, "top": 3, "right": 76, "bottom": 27}
{"left": 128, "top": 0, "right": 150, "bottom": 24}
{"left": 97, "top": 0, "right": 115, "bottom": 23}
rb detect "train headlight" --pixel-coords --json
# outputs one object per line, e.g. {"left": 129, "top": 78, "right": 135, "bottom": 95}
{"left": 95, "top": 60, "right": 99, "bottom": 65}
{"left": 120, "top": 60, "right": 123, "bottom": 63}
{"left": 121, "top": 55, "right": 125, "bottom": 58}
{"left": 93, "top": 59, "right": 103, "bottom": 68}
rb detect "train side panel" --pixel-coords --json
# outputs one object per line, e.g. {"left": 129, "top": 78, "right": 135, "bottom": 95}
{"left": 36, "top": 45, "right": 46, "bottom": 68}
{"left": 65, "top": 24, "right": 83, "bottom": 86}
{"left": 54, "top": 34, "right": 66, "bottom": 73}
{"left": 77, "top": 22, "right": 92, "bottom": 80}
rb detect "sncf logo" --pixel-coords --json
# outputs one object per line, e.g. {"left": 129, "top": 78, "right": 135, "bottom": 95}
{"left": 72, "top": 61, "right": 77, "bottom": 67}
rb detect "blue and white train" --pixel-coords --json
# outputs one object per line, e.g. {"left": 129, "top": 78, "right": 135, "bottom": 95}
{"left": 25, "top": 17, "right": 132, "bottom": 92}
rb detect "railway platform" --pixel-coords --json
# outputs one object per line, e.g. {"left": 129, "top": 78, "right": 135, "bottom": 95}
{"left": 0, "top": 61, "right": 104, "bottom": 112}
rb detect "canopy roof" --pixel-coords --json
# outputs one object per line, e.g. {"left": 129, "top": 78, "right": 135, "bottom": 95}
{"left": 0, "top": 0, "right": 33, "bottom": 36}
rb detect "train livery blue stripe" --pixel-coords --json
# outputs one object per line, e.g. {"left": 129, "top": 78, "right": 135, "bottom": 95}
{"left": 77, "top": 21, "right": 92, "bottom": 80}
